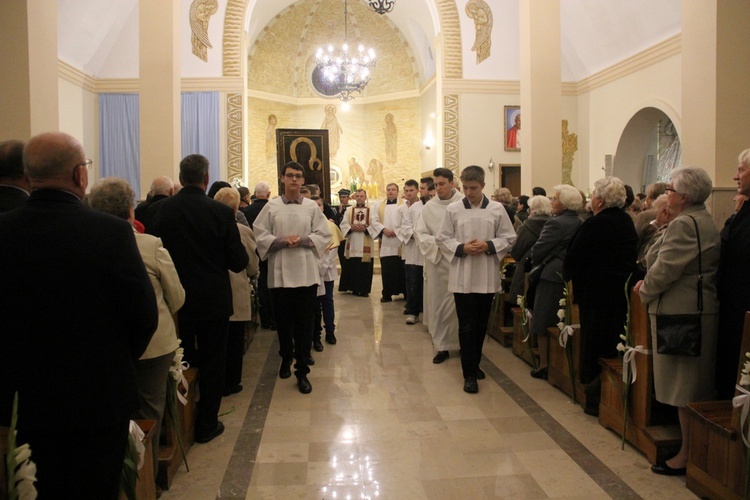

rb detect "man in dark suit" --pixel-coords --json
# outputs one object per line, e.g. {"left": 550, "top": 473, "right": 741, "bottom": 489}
{"left": 0, "top": 132, "right": 158, "bottom": 499}
{"left": 134, "top": 175, "right": 174, "bottom": 230}
{"left": 0, "top": 140, "right": 30, "bottom": 212}
{"left": 148, "top": 154, "right": 248, "bottom": 443}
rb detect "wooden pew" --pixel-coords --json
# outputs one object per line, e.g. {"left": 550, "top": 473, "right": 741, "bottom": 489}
{"left": 546, "top": 303, "right": 587, "bottom": 406}
{"left": 685, "top": 311, "right": 750, "bottom": 499}
{"left": 157, "top": 367, "right": 198, "bottom": 490}
{"left": 119, "top": 419, "right": 157, "bottom": 500}
{"left": 488, "top": 291, "right": 514, "bottom": 347}
{"left": 597, "top": 289, "right": 681, "bottom": 464}
{"left": 512, "top": 306, "right": 538, "bottom": 367}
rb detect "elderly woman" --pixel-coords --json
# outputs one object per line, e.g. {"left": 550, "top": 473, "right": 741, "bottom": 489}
{"left": 635, "top": 181, "right": 669, "bottom": 237}
{"left": 634, "top": 167, "right": 719, "bottom": 475}
{"left": 564, "top": 177, "right": 638, "bottom": 416}
{"left": 527, "top": 185, "right": 582, "bottom": 379}
{"left": 492, "top": 187, "right": 516, "bottom": 223}
{"left": 716, "top": 149, "right": 750, "bottom": 399}
{"left": 635, "top": 193, "right": 673, "bottom": 280}
{"left": 87, "top": 177, "right": 185, "bottom": 479}
{"left": 214, "top": 187, "right": 260, "bottom": 396}
{"left": 509, "top": 195, "right": 552, "bottom": 303}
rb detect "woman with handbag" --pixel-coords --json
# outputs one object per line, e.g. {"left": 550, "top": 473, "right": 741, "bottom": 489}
{"left": 635, "top": 167, "right": 720, "bottom": 476}
{"left": 509, "top": 195, "right": 552, "bottom": 303}
{"left": 527, "top": 185, "right": 582, "bottom": 379}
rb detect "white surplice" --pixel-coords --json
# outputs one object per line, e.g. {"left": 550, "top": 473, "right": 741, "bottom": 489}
{"left": 397, "top": 201, "right": 425, "bottom": 266}
{"left": 414, "top": 189, "right": 463, "bottom": 350}
{"left": 370, "top": 200, "right": 403, "bottom": 257}
{"left": 436, "top": 196, "right": 516, "bottom": 294}
{"left": 253, "top": 197, "right": 331, "bottom": 289}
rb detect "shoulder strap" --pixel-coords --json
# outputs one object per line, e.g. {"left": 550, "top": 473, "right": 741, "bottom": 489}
{"left": 689, "top": 215, "right": 703, "bottom": 312}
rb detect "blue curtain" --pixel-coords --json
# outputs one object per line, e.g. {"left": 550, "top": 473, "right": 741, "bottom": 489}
{"left": 181, "top": 92, "right": 220, "bottom": 184}
{"left": 99, "top": 94, "right": 141, "bottom": 198}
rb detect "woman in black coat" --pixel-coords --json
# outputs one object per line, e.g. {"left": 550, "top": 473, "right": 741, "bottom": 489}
{"left": 509, "top": 195, "right": 552, "bottom": 302}
{"left": 564, "top": 177, "right": 638, "bottom": 415}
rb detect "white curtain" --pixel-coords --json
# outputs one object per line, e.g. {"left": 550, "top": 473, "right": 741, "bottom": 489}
{"left": 99, "top": 94, "right": 141, "bottom": 197}
{"left": 181, "top": 92, "right": 220, "bottom": 184}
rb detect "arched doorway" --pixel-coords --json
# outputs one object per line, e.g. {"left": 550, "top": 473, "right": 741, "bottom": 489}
{"left": 613, "top": 107, "right": 681, "bottom": 193}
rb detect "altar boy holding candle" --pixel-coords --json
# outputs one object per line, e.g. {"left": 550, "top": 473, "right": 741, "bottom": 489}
{"left": 437, "top": 165, "right": 516, "bottom": 394}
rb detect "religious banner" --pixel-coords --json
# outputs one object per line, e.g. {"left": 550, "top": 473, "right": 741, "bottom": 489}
{"left": 276, "top": 128, "right": 331, "bottom": 202}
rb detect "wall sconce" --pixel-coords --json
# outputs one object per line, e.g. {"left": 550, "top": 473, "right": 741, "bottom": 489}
{"left": 488, "top": 158, "right": 495, "bottom": 171}
{"left": 423, "top": 133, "right": 434, "bottom": 150}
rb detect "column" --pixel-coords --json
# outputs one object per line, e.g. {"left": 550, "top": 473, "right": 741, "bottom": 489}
{"left": 0, "top": 0, "right": 59, "bottom": 139}
{"left": 681, "top": 0, "right": 750, "bottom": 186}
{"left": 139, "top": 0, "right": 181, "bottom": 195}
{"left": 519, "top": 0, "right": 562, "bottom": 193}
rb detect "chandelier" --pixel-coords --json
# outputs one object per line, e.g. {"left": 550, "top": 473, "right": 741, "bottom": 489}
{"left": 315, "top": 0, "right": 376, "bottom": 103}
{"left": 367, "top": 0, "right": 395, "bottom": 15}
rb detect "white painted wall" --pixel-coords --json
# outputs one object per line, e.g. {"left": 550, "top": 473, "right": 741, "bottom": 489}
{"left": 58, "top": 78, "right": 100, "bottom": 186}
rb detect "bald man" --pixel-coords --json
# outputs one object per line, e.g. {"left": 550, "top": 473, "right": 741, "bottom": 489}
{"left": 135, "top": 175, "right": 174, "bottom": 230}
{"left": 0, "top": 132, "right": 158, "bottom": 499}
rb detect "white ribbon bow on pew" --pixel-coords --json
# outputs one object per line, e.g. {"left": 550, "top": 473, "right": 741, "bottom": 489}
{"left": 170, "top": 347, "right": 191, "bottom": 405}
{"left": 558, "top": 324, "right": 579, "bottom": 348}
{"left": 129, "top": 420, "right": 146, "bottom": 470}
{"left": 622, "top": 345, "right": 650, "bottom": 384}
{"left": 522, "top": 309, "right": 533, "bottom": 342}
{"left": 733, "top": 384, "right": 750, "bottom": 447}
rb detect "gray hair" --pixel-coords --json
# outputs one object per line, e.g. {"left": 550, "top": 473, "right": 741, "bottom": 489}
{"left": 494, "top": 187, "right": 512, "bottom": 204}
{"left": 528, "top": 195, "right": 552, "bottom": 216}
{"left": 254, "top": 181, "right": 270, "bottom": 197}
{"left": 593, "top": 176, "right": 627, "bottom": 209}
{"left": 652, "top": 193, "right": 669, "bottom": 211}
{"left": 739, "top": 149, "right": 750, "bottom": 168}
{"left": 88, "top": 177, "right": 135, "bottom": 220}
{"left": 214, "top": 187, "right": 240, "bottom": 211}
{"left": 670, "top": 166, "right": 713, "bottom": 204}
{"left": 150, "top": 176, "right": 174, "bottom": 196}
{"left": 554, "top": 184, "right": 583, "bottom": 211}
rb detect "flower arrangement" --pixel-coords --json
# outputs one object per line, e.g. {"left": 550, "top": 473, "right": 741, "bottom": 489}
{"left": 121, "top": 421, "right": 145, "bottom": 500}
{"left": 557, "top": 277, "right": 578, "bottom": 404}
{"left": 734, "top": 352, "right": 750, "bottom": 499}
{"left": 517, "top": 294, "right": 538, "bottom": 370}
{"left": 165, "top": 341, "right": 190, "bottom": 471}
{"left": 6, "top": 393, "right": 37, "bottom": 500}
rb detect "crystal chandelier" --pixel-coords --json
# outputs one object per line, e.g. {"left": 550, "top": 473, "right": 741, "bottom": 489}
{"left": 367, "top": 0, "right": 395, "bottom": 15}
{"left": 315, "top": 0, "right": 376, "bottom": 103}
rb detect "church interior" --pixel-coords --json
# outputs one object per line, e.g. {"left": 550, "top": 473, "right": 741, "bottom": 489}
{"left": 2, "top": 0, "right": 750, "bottom": 498}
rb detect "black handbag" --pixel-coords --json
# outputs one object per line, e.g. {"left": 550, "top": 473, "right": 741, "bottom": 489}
{"left": 655, "top": 216, "right": 703, "bottom": 357}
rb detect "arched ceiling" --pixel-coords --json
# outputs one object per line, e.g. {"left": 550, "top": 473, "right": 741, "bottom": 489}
{"left": 57, "top": 0, "right": 681, "bottom": 84}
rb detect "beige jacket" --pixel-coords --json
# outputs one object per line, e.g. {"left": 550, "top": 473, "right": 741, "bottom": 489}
{"left": 230, "top": 224, "right": 259, "bottom": 321}
{"left": 134, "top": 231, "right": 185, "bottom": 359}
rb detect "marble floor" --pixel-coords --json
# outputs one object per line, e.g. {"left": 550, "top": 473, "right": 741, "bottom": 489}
{"left": 161, "top": 281, "right": 695, "bottom": 499}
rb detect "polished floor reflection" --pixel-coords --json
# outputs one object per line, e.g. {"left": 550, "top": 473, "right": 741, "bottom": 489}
{"left": 161, "top": 281, "right": 693, "bottom": 499}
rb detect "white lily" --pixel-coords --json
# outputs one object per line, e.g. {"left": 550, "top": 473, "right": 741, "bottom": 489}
{"left": 12, "top": 443, "right": 38, "bottom": 499}
{"left": 557, "top": 309, "right": 566, "bottom": 320}
{"left": 616, "top": 342, "right": 626, "bottom": 352}
{"left": 741, "top": 373, "right": 750, "bottom": 387}
{"left": 559, "top": 298, "right": 566, "bottom": 306}
{"left": 557, "top": 321, "right": 565, "bottom": 330}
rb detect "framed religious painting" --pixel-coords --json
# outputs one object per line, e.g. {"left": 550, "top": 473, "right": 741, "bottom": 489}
{"left": 276, "top": 128, "right": 331, "bottom": 201}
{"left": 504, "top": 105, "right": 521, "bottom": 152}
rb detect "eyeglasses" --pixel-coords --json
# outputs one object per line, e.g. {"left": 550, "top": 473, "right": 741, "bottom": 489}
{"left": 665, "top": 187, "right": 679, "bottom": 194}
{"left": 77, "top": 159, "right": 93, "bottom": 170}
{"left": 284, "top": 173, "right": 304, "bottom": 179}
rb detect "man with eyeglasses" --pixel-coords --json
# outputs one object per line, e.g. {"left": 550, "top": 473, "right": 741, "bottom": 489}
{"left": 253, "top": 162, "right": 331, "bottom": 394}
{"left": 0, "top": 132, "right": 158, "bottom": 498}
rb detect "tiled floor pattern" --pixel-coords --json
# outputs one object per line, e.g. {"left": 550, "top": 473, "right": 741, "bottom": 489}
{"left": 161, "top": 281, "right": 694, "bottom": 499}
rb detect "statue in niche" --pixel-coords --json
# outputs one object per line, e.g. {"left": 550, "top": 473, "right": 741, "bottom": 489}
{"left": 189, "top": 0, "right": 219, "bottom": 62}
{"left": 265, "top": 114, "right": 277, "bottom": 163}
{"left": 383, "top": 113, "right": 398, "bottom": 164}
{"left": 320, "top": 105, "right": 343, "bottom": 158}
{"left": 347, "top": 155, "right": 366, "bottom": 185}
{"left": 561, "top": 120, "right": 578, "bottom": 186}
{"left": 367, "top": 158, "right": 385, "bottom": 197}
{"left": 466, "top": 0, "right": 493, "bottom": 64}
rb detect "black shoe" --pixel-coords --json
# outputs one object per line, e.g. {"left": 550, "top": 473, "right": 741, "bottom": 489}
{"left": 403, "top": 309, "right": 409, "bottom": 315}
{"left": 530, "top": 367, "right": 548, "bottom": 380}
{"left": 463, "top": 376, "right": 478, "bottom": 394}
{"left": 313, "top": 339, "right": 324, "bottom": 352}
{"left": 583, "top": 406, "right": 599, "bottom": 417}
{"left": 432, "top": 351, "right": 449, "bottom": 364}
{"left": 650, "top": 462, "right": 686, "bottom": 476}
{"left": 325, "top": 332, "right": 337, "bottom": 345}
{"left": 195, "top": 421, "right": 225, "bottom": 444}
{"left": 223, "top": 384, "right": 242, "bottom": 397}
{"left": 297, "top": 375, "right": 312, "bottom": 394}
{"left": 279, "top": 359, "right": 292, "bottom": 379}
{"left": 380, "top": 296, "right": 392, "bottom": 303}
{"left": 307, "top": 355, "right": 315, "bottom": 366}
{"left": 476, "top": 368, "right": 486, "bottom": 380}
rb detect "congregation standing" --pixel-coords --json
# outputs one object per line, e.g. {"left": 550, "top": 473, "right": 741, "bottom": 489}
{"left": 3, "top": 130, "right": 750, "bottom": 497}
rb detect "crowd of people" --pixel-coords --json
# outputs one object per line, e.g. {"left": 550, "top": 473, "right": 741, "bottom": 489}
{"left": 1, "top": 131, "right": 749, "bottom": 495}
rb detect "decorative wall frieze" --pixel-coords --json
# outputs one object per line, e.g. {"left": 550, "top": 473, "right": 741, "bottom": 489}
{"left": 222, "top": 0, "right": 246, "bottom": 77}
{"left": 438, "top": 0, "right": 463, "bottom": 79}
{"left": 226, "top": 93, "right": 244, "bottom": 183}
{"left": 443, "top": 94, "right": 459, "bottom": 172}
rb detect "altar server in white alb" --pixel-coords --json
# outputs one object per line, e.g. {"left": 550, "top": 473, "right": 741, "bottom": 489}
{"left": 253, "top": 161, "right": 331, "bottom": 395}
{"left": 371, "top": 182, "right": 405, "bottom": 302}
{"left": 396, "top": 179, "right": 424, "bottom": 325}
{"left": 415, "top": 168, "right": 464, "bottom": 364}
{"left": 437, "top": 165, "right": 516, "bottom": 394}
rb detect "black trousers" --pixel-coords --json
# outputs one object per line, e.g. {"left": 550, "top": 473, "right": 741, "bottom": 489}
{"left": 344, "top": 257, "right": 374, "bottom": 295}
{"left": 226, "top": 321, "right": 246, "bottom": 389}
{"left": 404, "top": 264, "right": 424, "bottom": 315}
{"left": 454, "top": 293, "right": 494, "bottom": 378}
{"left": 380, "top": 255, "right": 405, "bottom": 298}
{"left": 179, "top": 318, "right": 229, "bottom": 436}
{"left": 271, "top": 285, "right": 318, "bottom": 377}
{"left": 314, "top": 281, "right": 336, "bottom": 339}
{"left": 258, "top": 259, "right": 276, "bottom": 328}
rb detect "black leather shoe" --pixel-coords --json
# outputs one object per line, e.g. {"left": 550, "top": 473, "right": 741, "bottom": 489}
{"left": 313, "top": 339, "right": 324, "bottom": 352}
{"left": 476, "top": 368, "right": 486, "bottom": 380}
{"left": 195, "top": 421, "right": 224, "bottom": 444}
{"left": 650, "top": 462, "right": 686, "bottom": 476}
{"left": 325, "top": 332, "right": 337, "bottom": 345}
{"left": 463, "top": 376, "right": 478, "bottom": 394}
{"left": 530, "top": 367, "right": 548, "bottom": 380}
{"left": 432, "top": 351, "right": 449, "bottom": 364}
{"left": 279, "top": 359, "right": 292, "bottom": 379}
{"left": 297, "top": 375, "right": 312, "bottom": 394}
{"left": 223, "top": 384, "right": 242, "bottom": 397}
{"left": 307, "top": 355, "right": 315, "bottom": 366}
{"left": 380, "top": 296, "right": 392, "bottom": 303}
